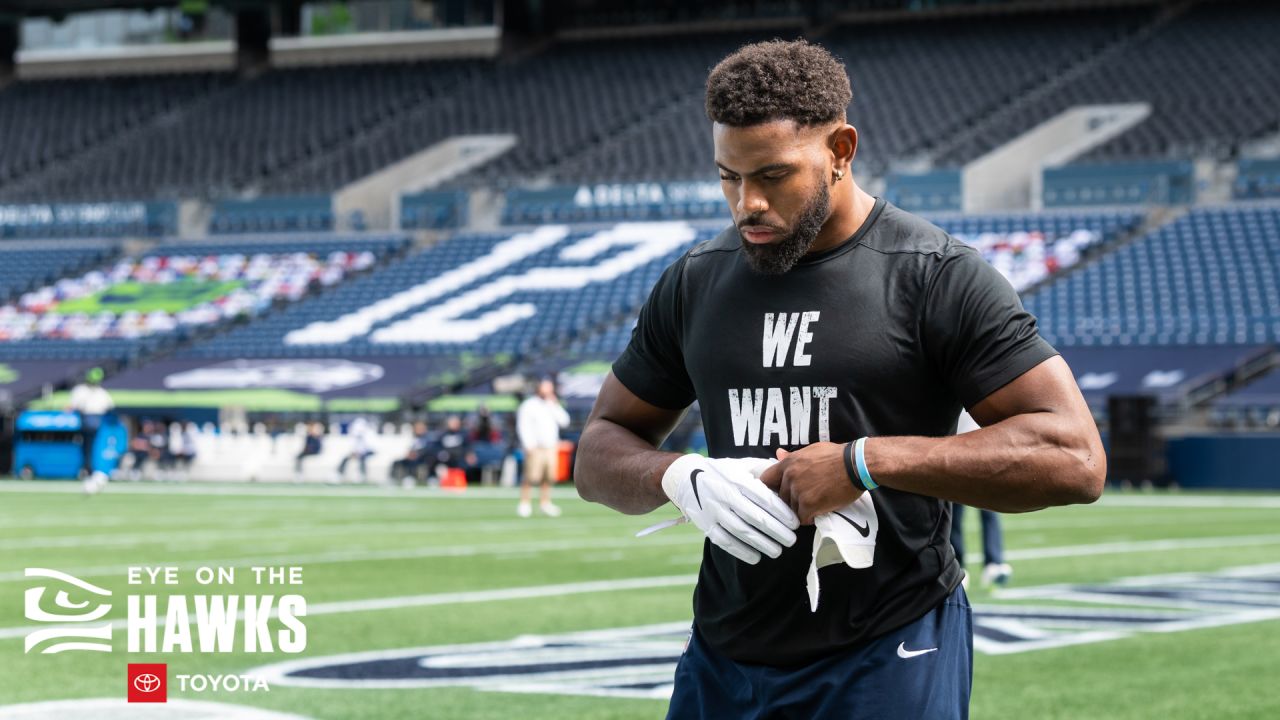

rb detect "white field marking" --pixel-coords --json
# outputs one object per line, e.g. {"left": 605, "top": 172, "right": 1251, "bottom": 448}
{"left": 0, "top": 481, "right": 534, "bottom": 500}
{"left": 0, "top": 516, "right": 658, "bottom": 550}
{"left": 999, "top": 509, "right": 1278, "bottom": 531}
{"left": 0, "top": 500, "right": 608, "bottom": 534}
{"left": 7, "top": 528, "right": 1280, "bottom": 585}
{"left": 0, "top": 698, "right": 316, "bottom": 720}
{"left": 14, "top": 502, "right": 1255, "bottom": 538}
{"left": 0, "top": 574, "right": 697, "bottom": 641}
{"left": 992, "top": 562, "right": 1280, "bottom": 600}
{"left": 0, "top": 530, "right": 704, "bottom": 583}
{"left": 1095, "top": 494, "right": 1280, "bottom": 509}
{"left": 955, "top": 533, "right": 1280, "bottom": 567}
{"left": 0, "top": 502, "right": 1258, "bottom": 538}
{"left": 1000, "top": 533, "right": 1280, "bottom": 562}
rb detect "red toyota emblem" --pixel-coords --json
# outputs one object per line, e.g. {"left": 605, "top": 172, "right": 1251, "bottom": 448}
{"left": 127, "top": 663, "right": 167, "bottom": 703}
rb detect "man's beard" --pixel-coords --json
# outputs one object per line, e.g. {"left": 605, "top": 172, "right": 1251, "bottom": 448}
{"left": 737, "top": 181, "right": 830, "bottom": 276}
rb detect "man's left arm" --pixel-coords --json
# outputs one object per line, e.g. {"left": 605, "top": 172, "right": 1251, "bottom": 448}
{"left": 864, "top": 354, "right": 1104, "bottom": 512}
{"left": 762, "top": 356, "right": 1104, "bottom": 521}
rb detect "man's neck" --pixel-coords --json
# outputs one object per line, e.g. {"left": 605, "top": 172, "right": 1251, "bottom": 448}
{"left": 808, "top": 184, "right": 877, "bottom": 256}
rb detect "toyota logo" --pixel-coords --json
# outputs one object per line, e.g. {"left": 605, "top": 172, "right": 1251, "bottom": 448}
{"left": 133, "top": 674, "right": 161, "bottom": 693}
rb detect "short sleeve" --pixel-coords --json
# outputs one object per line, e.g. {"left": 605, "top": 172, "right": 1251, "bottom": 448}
{"left": 611, "top": 254, "right": 697, "bottom": 410}
{"left": 922, "top": 246, "right": 1058, "bottom": 409}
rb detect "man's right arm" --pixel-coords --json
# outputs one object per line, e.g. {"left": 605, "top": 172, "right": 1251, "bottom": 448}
{"left": 574, "top": 372, "right": 685, "bottom": 515}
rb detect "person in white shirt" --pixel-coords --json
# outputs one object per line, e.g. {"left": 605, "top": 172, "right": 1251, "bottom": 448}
{"left": 516, "top": 378, "right": 570, "bottom": 517}
{"left": 336, "top": 417, "right": 375, "bottom": 484}
{"left": 68, "top": 367, "right": 114, "bottom": 493}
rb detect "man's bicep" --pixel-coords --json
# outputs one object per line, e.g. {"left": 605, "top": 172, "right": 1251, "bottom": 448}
{"left": 968, "top": 355, "right": 1090, "bottom": 427}
{"left": 588, "top": 372, "right": 687, "bottom": 448}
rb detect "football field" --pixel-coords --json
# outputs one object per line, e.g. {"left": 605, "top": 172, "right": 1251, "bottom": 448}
{"left": 1, "top": 480, "right": 1278, "bottom": 719}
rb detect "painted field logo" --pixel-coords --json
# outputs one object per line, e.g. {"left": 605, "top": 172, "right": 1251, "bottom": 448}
{"left": 24, "top": 568, "right": 113, "bottom": 654}
{"left": 248, "top": 564, "right": 1280, "bottom": 701}
{"left": 127, "top": 663, "right": 167, "bottom": 703}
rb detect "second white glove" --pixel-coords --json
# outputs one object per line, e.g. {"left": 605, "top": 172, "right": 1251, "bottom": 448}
{"left": 807, "top": 491, "right": 879, "bottom": 611}
{"left": 661, "top": 454, "right": 799, "bottom": 564}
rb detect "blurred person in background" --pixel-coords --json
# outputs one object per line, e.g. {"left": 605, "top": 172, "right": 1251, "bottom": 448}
{"left": 173, "top": 421, "right": 199, "bottom": 479}
{"left": 148, "top": 419, "right": 175, "bottom": 480}
{"left": 294, "top": 422, "right": 324, "bottom": 482}
{"left": 468, "top": 405, "right": 506, "bottom": 485}
{"left": 69, "top": 366, "right": 114, "bottom": 493}
{"left": 516, "top": 378, "right": 570, "bottom": 517}
{"left": 436, "top": 414, "right": 477, "bottom": 483}
{"left": 392, "top": 420, "right": 436, "bottom": 487}
{"left": 336, "top": 416, "right": 375, "bottom": 484}
{"left": 125, "top": 419, "right": 155, "bottom": 481}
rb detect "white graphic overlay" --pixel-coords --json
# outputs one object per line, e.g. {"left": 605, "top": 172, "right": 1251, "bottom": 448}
{"left": 24, "top": 568, "right": 113, "bottom": 654}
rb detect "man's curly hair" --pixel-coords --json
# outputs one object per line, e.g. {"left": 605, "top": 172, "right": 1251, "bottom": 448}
{"left": 705, "top": 39, "right": 852, "bottom": 128}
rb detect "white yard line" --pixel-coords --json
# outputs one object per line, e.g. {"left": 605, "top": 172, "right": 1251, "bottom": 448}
{"left": 0, "top": 481, "right": 528, "bottom": 500}
{"left": 1095, "top": 495, "right": 1280, "bottom": 509}
{"left": 957, "top": 534, "right": 1280, "bottom": 567}
{"left": 0, "top": 517, "right": 653, "bottom": 551}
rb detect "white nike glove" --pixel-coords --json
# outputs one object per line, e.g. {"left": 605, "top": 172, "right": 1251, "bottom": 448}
{"left": 807, "top": 492, "right": 879, "bottom": 611}
{"left": 660, "top": 454, "right": 799, "bottom": 564}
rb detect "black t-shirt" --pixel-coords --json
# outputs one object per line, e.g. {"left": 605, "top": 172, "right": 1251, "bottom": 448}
{"left": 612, "top": 198, "right": 1058, "bottom": 667}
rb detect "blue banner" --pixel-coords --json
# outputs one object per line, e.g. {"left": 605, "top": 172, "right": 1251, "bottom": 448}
{"left": 0, "top": 202, "right": 175, "bottom": 238}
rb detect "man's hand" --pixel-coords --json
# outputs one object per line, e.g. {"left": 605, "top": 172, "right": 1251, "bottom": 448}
{"left": 759, "top": 443, "right": 862, "bottom": 525}
{"left": 661, "top": 454, "right": 799, "bottom": 564}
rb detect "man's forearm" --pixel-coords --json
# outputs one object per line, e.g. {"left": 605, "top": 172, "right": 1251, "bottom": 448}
{"left": 574, "top": 417, "right": 681, "bottom": 515}
{"left": 865, "top": 412, "right": 1105, "bottom": 512}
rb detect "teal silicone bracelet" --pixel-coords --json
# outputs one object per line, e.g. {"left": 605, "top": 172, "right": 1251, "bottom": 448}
{"left": 854, "top": 437, "right": 878, "bottom": 491}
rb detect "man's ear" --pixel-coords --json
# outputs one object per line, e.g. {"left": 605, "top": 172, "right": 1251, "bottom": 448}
{"left": 829, "top": 124, "right": 857, "bottom": 177}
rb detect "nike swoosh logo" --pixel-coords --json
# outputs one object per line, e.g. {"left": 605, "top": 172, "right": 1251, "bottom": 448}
{"left": 833, "top": 511, "right": 870, "bottom": 537}
{"left": 690, "top": 469, "right": 704, "bottom": 509}
{"left": 896, "top": 642, "right": 938, "bottom": 659}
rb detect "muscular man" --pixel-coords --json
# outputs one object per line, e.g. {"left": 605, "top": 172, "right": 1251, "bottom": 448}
{"left": 574, "top": 40, "right": 1104, "bottom": 719}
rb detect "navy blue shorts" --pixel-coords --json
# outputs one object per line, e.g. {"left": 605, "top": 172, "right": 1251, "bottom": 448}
{"left": 666, "top": 584, "right": 972, "bottom": 720}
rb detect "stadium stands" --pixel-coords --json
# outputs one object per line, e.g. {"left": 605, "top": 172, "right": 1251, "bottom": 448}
{"left": 938, "top": 0, "right": 1280, "bottom": 166}
{"left": 0, "top": 72, "right": 228, "bottom": 189}
{"left": 1024, "top": 204, "right": 1280, "bottom": 346}
{"left": 1, "top": 61, "right": 482, "bottom": 202}
{"left": 180, "top": 222, "right": 711, "bottom": 360}
{"left": 0, "top": 3, "right": 1269, "bottom": 206}
{"left": 0, "top": 234, "right": 407, "bottom": 361}
{"left": 0, "top": 3, "right": 1274, "bottom": 446}
{"left": 270, "top": 33, "right": 775, "bottom": 194}
{"left": 548, "top": 7, "right": 1151, "bottom": 184}
{"left": 0, "top": 240, "right": 119, "bottom": 303}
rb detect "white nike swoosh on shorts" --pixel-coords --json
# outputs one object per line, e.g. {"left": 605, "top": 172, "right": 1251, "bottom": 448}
{"left": 896, "top": 642, "right": 938, "bottom": 659}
